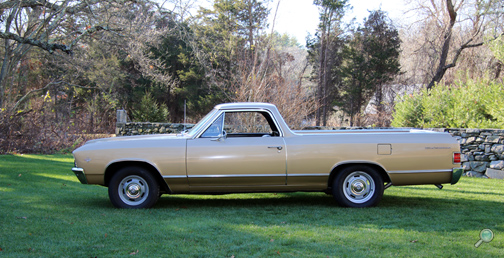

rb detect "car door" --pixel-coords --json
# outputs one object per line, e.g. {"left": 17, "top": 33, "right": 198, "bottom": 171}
{"left": 186, "top": 111, "right": 287, "bottom": 190}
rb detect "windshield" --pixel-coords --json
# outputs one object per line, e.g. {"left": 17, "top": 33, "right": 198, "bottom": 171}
{"left": 186, "top": 108, "right": 219, "bottom": 137}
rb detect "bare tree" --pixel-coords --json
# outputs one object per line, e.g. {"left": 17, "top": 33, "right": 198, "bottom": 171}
{"left": 0, "top": 0, "right": 140, "bottom": 108}
{"left": 229, "top": 41, "right": 316, "bottom": 129}
{"left": 403, "top": 0, "right": 503, "bottom": 89}
{"left": 0, "top": 0, "right": 189, "bottom": 114}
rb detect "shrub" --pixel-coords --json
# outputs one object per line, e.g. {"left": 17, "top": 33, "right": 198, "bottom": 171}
{"left": 392, "top": 77, "right": 504, "bottom": 128}
{"left": 131, "top": 92, "right": 169, "bottom": 122}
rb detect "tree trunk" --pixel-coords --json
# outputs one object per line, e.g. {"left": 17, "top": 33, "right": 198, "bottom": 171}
{"left": 0, "top": 7, "right": 17, "bottom": 109}
{"left": 316, "top": 28, "right": 327, "bottom": 126}
{"left": 427, "top": 0, "right": 457, "bottom": 90}
{"left": 0, "top": 48, "right": 10, "bottom": 108}
{"left": 495, "top": 61, "right": 502, "bottom": 79}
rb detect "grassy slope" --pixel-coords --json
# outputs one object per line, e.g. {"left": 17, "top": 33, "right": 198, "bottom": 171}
{"left": 0, "top": 154, "right": 503, "bottom": 257}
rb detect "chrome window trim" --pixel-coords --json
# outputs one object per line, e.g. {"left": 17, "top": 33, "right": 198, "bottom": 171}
{"left": 188, "top": 109, "right": 222, "bottom": 139}
{"left": 192, "top": 110, "right": 225, "bottom": 139}
{"left": 200, "top": 112, "right": 225, "bottom": 138}
{"left": 191, "top": 108, "right": 284, "bottom": 139}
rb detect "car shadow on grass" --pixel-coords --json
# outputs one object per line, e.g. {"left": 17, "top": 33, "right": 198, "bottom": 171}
{"left": 155, "top": 192, "right": 335, "bottom": 208}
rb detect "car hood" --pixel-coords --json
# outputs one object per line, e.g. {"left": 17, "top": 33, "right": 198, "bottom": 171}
{"left": 84, "top": 134, "right": 185, "bottom": 145}
{"left": 73, "top": 133, "right": 189, "bottom": 153}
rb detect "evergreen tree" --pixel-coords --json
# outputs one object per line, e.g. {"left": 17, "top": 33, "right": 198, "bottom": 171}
{"left": 132, "top": 92, "right": 169, "bottom": 122}
{"left": 311, "top": 0, "right": 348, "bottom": 126}
{"left": 148, "top": 18, "right": 221, "bottom": 122}
{"left": 337, "top": 10, "right": 401, "bottom": 126}
{"left": 361, "top": 10, "right": 401, "bottom": 117}
{"left": 193, "top": 0, "right": 271, "bottom": 94}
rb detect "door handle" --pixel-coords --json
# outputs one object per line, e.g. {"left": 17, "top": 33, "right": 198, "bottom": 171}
{"left": 268, "top": 146, "right": 283, "bottom": 150}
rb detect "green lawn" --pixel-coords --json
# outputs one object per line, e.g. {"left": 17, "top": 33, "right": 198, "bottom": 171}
{"left": 0, "top": 154, "right": 503, "bottom": 257}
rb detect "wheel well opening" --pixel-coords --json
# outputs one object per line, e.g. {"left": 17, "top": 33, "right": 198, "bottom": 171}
{"left": 105, "top": 161, "right": 171, "bottom": 194}
{"left": 328, "top": 163, "right": 391, "bottom": 189}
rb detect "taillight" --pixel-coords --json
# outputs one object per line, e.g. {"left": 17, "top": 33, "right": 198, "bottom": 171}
{"left": 453, "top": 152, "right": 461, "bottom": 164}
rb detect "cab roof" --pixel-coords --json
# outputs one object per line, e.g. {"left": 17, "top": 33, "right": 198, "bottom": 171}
{"left": 214, "top": 102, "right": 277, "bottom": 110}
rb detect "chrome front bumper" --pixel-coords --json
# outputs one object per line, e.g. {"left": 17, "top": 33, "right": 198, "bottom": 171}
{"left": 451, "top": 168, "right": 463, "bottom": 185}
{"left": 72, "top": 167, "right": 88, "bottom": 184}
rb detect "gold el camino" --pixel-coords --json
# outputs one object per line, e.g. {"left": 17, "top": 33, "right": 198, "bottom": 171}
{"left": 72, "top": 102, "right": 463, "bottom": 208}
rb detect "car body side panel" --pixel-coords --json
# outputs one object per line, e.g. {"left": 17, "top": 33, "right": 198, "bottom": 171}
{"left": 186, "top": 136, "right": 287, "bottom": 191}
{"left": 285, "top": 132, "right": 459, "bottom": 186}
{"left": 73, "top": 135, "right": 187, "bottom": 190}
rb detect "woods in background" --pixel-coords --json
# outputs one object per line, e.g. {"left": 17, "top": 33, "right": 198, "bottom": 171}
{"left": 0, "top": 0, "right": 503, "bottom": 153}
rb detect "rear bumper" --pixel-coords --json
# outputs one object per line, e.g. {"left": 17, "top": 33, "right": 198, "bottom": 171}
{"left": 451, "top": 168, "right": 463, "bottom": 185}
{"left": 72, "top": 167, "right": 88, "bottom": 184}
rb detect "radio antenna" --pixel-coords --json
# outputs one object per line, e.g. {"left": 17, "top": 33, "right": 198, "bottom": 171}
{"left": 183, "top": 99, "right": 187, "bottom": 132}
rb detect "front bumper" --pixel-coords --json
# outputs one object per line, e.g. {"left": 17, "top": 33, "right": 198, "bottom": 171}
{"left": 451, "top": 168, "right": 463, "bottom": 185}
{"left": 72, "top": 167, "right": 88, "bottom": 184}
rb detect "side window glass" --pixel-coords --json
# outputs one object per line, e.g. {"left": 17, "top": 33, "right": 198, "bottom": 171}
{"left": 224, "top": 112, "right": 277, "bottom": 137}
{"left": 201, "top": 114, "right": 224, "bottom": 138}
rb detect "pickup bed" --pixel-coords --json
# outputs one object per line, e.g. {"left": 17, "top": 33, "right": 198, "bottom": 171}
{"left": 72, "top": 102, "right": 463, "bottom": 208}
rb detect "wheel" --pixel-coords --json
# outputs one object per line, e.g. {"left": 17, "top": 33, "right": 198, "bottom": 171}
{"left": 332, "top": 165, "right": 384, "bottom": 208}
{"left": 108, "top": 166, "right": 160, "bottom": 209}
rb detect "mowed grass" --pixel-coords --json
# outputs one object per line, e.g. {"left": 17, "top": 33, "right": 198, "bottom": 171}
{"left": 0, "top": 155, "right": 503, "bottom": 257}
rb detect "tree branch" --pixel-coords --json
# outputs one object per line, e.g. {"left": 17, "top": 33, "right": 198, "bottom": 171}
{"left": 10, "top": 81, "right": 99, "bottom": 113}
{"left": 0, "top": 31, "right": 71, "bottom": 54}
{"left": 440, "top": 32, "right": 504, "bottom": 76}
{"left": 0, "top": 0, "right": 108, "bottom": 15}
{"left": 67, "top": 26, "right": 124, "bottom": 49}
{"left": 0, "top": 25, "right": 123, "bottom": 54}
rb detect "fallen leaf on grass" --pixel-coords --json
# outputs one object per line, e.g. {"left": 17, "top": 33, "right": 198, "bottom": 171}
{"left": 129, "top": 250, "right": 139, "bottom": 255}
{"left": 104, "top": 233, "right": 108, "bottom": 238}
{"left": 0, "top": 247, "right": 3, "bottom": 251}
{"left": 410, "top": 240, "right": 418, "bottom": 243}
{"left": 276, "top": 250, "right": 281, "bottom": 255}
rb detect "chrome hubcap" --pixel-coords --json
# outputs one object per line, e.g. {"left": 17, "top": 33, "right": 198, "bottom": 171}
{"left": 343, "top": 171, "right": 375, "bottom": 204}
{"left": 351, "top": 181, "right": 365, "bottom": 194}
{"left": 126, "top": 183, "right": 142, "bottom": 199}
{"left": 119, "top": 175, "right": 149, "bottom": 206}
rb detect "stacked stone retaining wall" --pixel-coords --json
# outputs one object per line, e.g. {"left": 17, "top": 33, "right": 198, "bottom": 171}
{"left": 434, "top": 128, "right": 504, "bottom": 179}
{"left": 116, "top": 122, "right": 504, "bottom": 179}
{"left": 115, "top": 122, "right": 193, "bottom": 136}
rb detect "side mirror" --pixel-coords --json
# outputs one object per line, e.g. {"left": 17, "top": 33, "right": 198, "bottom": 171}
{"left": 211, "top": 130, "right": 227, "bottom": 141}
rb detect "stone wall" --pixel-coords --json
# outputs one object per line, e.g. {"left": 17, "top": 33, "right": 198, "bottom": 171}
{"left": 435, "top": 128, "right": 504, "bottom": 179}
{"left": 115, "top": 122, "right": 193, "bottom": 136}
{"left": 115, "top": 122, "right": 504, "bottom": 179}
